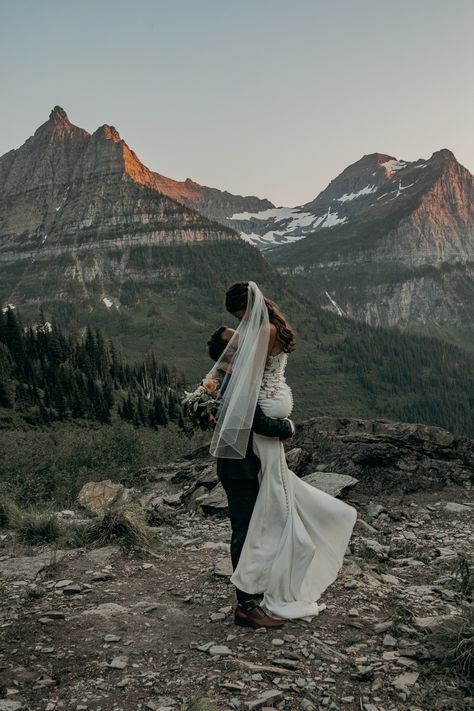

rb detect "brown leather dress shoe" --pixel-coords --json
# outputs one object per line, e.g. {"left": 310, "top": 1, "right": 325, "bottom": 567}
{"left": 234, "top": 605, "right": 284, "bottom": 629}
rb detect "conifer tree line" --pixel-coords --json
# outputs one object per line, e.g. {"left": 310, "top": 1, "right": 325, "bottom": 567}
{"left": 0, "top": 307, "right": 186, "bottom": 428}
{"left": 331, "top": 321, "right": 474, "bottom": 437}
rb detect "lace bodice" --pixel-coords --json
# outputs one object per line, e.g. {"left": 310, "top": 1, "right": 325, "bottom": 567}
{"left": 260, "top": 351, "right": 290, "bottom": 399}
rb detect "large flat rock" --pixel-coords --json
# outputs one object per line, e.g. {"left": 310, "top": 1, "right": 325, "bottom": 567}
{"left": 301, "top": 471, "right": 358, "bottom": 498}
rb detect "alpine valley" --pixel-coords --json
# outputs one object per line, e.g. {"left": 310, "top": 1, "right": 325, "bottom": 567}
{"left": 1, "top": 107, "right": 474, "bottom": 436}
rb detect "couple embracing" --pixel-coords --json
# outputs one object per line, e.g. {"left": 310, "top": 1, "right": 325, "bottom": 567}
{"left": 203, "top": 281, "right": 356, "bottom": 629}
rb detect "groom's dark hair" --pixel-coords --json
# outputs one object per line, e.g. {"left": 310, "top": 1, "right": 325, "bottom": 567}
{"left": 207, "top": 326, "right": 229, "bottom": 361}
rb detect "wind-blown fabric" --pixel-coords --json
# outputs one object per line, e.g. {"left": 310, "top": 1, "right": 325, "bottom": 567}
{"left": 208, "top": 281, "right": 270, "bottom": 460}
{"left": 230, "top": 352, "right": 357, "bottom": 620}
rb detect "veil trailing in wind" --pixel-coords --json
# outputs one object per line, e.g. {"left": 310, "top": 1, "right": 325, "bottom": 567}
{"left": 207, "top": 281, "right": 270, "bottom": 459}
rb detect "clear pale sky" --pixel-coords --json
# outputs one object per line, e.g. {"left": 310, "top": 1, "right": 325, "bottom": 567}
{"left": 1, "top": 0, "right": 473, "bottom": 206}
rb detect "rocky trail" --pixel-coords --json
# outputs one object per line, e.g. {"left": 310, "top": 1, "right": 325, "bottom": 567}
{"left": 0, "top": 418, "right": 473, "bottom": 711}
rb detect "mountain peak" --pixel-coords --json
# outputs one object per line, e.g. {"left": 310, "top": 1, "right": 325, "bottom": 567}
{"left": 431, "top": 148, "right": 457, "bottom": 163}
{"left": 94, "top": 124, "right": 122, "bottom": 143}
{"left": 48, "top": 106, "right": 70, "bottom": 126}
{"left": 32, "top": 105, "right": 86, "bottom": 142}
{"left": 350, "top": 153, "right": 397, "bottom": 169}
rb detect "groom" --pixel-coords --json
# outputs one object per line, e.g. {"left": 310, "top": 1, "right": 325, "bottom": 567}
{"left": 207, "top": 326, "right": 294, "bottom": 629}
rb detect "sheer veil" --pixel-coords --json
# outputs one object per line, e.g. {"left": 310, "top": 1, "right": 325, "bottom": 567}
{"left": 207, "top": 281, "right": 270, "bottom": 459}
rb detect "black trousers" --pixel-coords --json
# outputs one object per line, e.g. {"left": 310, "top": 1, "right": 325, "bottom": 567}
{"left": 219, "top": 474, "right": 260, "bottom": 606}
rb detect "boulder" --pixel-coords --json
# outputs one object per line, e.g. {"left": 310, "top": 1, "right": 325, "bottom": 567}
{"left": 185, "top": 485, "right": 209, "bottom": 511}
{"left": 200, "top": 482, "right": 228, "bottom": 516}
{"left": 77, "top": 479, "right": 132, "bottom": 514}
{"left": 366, "top": 501, "right": 386, "bottom": 519}
{"left": 193, "top": 464, "right": 219, "bottom": 488}
{"left": 144, "top": 498, "right": 178, "bottom": 526}
{"left": 0, "top": 550, "right": 70, "bottom": 581}
{"left": 286, "top": 447, "right": 303, "bottom": 471}
{"left": 445, "top": 501, "right": 472, "bottom": 513}
{"left": 213, "top": 557, "right": 233, "bottom": 577}
{"left": 293, "top": 417, "right": 474, "bottom": 494}
{"left": 301, "top": 471, "right": 358, "bottom": 498}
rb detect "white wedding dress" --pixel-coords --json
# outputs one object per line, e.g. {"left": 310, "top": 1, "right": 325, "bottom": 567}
{"left": 230, "top": 351, "right": 357, "bottom": 620}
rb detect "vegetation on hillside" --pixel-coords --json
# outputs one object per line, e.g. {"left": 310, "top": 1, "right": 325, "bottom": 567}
{"left": 0, "top": 306, "right": 185, "bottom": 428}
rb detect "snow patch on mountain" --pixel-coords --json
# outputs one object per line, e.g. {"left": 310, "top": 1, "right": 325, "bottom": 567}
{"left": 320, "top": 208, "right": 347, "bottom": 228}
{"left": 334, "top": 185, "right": 377, "bottom": 202}
{"left": 380, "top": 159, "right": 407, "bottom": 176}
{"left": 240, "top": 229, "right": 308, "bottom": 248}
{"left": 234, "top": 204, "right": 348, "bottom": 249}
{"left": 230, "top": 206, "right": 313, "bottom": 225}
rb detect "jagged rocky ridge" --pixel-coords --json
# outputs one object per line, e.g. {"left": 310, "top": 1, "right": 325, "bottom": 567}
{"left": 2, "top": 107, "right": 474, "bottom": 435}
{"left": 0, "top": 107, "right": 276, "bottom": 368}
{"left": 0, "top": 106, "right": 239, "bottom": 258}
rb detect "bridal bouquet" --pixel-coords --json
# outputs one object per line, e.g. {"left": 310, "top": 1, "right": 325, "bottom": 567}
{"left": 182, "top": 378, "right": 221, "bottom": 430}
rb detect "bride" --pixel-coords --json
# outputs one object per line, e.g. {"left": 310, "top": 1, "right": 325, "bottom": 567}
{"left": 205, "top": 281, "right": 357, "bottom": 621}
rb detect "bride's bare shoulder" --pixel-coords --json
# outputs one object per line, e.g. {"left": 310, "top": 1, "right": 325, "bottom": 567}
{"left": 268, "top": 323, "right": 288, "bottom": 358}
{"left": 267, "top": 323, "right": 278, "bottom": 354}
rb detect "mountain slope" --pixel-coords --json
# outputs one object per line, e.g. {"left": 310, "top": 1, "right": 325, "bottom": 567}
{"left": 2, "top": 108, "right": 474, "bottom": 437}
{"left": 238, "top": 150, "right": 474, "bottom": 349}
{"left": 267, "top": 149, "right": 474, "bottom": 266}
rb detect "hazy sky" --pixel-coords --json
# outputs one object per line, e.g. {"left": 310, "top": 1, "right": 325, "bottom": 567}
{"left": 1, "top": 0, "right": 473, "bottom": 206}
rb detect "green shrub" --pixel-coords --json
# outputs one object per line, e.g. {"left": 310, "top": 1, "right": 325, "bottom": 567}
{"left": 0, "top": 421, "right": 209, "bottom": 507}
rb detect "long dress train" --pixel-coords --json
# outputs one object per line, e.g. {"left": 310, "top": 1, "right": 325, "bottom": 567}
{"left": 230, "top": 352, "right": 357, "bottom": 620}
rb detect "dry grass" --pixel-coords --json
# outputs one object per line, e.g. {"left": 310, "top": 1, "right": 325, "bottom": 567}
{"left": 16, "top": 511, "right": 62, "bottom": 545}
{"left": 0, "top": 495, "right": 21, "bottom": 529}
{"left": 80, "top": 505, "right": 156, "bottom": 550}
{"left": 180, "top": 699, "right": 222, "bottom": 711}
{"left": 453, "top": 553, "right": 473, "bottom": 598}
{"left": 429, "top": 606, "right": 474, "bottom": 682}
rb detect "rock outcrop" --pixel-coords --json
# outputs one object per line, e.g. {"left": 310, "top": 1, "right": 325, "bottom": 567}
{"left": 98, "top": 417, "right": 474, "bottom": 524}
{"left": 291, "top": 417, "right": 474, "bottom": 494}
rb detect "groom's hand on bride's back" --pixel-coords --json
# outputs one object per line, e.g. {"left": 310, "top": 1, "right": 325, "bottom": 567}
{"left": 252, "top": 405, "right": 294, "bottom": 440}
{"left": 280, "top": 418, "right": 295, "bottom": 445}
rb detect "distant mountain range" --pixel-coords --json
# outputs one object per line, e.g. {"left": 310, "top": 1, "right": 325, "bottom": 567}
{"left": 1, "top": 107, "right": 474, "bottom": 436}
{"left": 224, "top": 150, "right": 473, "bottom": 257}
{"left": 216, "top": 150, "right": 474, "bottom": 349}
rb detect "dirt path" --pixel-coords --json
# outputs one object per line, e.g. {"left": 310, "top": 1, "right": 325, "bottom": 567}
{"left": 0, "top": 488, "right": 473, "bottom": 711}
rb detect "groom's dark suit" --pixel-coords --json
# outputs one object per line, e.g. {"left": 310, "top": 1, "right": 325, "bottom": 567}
{"left": 217, "top": 405, "right": 293, "bottom": 608}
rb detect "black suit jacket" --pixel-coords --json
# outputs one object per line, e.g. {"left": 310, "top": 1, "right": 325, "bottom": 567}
{"left": 216, "top": 404, "right": 293, "bottom": 482}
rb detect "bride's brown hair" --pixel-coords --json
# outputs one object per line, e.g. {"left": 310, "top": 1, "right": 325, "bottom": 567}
{"left": 225, "top": 282, "right": 296, "bottom": 353}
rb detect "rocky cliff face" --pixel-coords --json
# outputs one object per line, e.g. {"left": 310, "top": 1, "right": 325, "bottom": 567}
{"left": 247, "top": 150, "right": 474, "bottom": 346}
{"left": 0, "top": 106, "right": 236, "bottom": 253}
{"left": 226, "top": 150, "right": 474, "bottom": 263}
{"left": 0, "top": 107, "right": 283, "bottom": 373}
